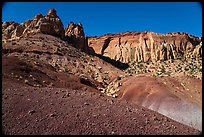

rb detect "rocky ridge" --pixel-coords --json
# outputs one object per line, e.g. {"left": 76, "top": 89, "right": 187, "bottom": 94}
{"left": 88, "top": 32, "right": 202, "bottom": 63}
{"left": 2, "top": 8, "right": 202, "bottom": 134}
{"left": 2, "top": 33, "right": 123, "bottom": 90}
{"left": 2, "top": 8, "right": 93, "bottom": 54}
{"left": 2, "top": 8, "right": 65, "bottom": 41}
{"left": 64, "top": 22, "right": 94, "bottom": 54}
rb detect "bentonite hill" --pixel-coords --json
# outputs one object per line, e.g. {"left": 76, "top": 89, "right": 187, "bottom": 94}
{"left": 2, "top": 8, "right": 202, "bottom": 135}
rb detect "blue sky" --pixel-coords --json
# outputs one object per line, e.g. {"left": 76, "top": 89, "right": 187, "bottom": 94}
{"left": 2, "top": 2, "right": 202, "bottom": 37}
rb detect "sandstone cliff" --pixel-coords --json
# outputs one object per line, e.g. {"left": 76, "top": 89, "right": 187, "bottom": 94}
{"left": 2, "top": 8, "right": 65, "bottom": 41}
{"left": 64, "top": 22, "right": 95, "bottom": 54}
{"left": 2, "top": 9, "right": 201, "bottom": 62}
{"left": 65, "top": 22, "right": 85, "bottom": 48}
{"left": 2, "top": 8, "right": 94, "bottom": 55}
{"left": 88, "top": 32, "right": 202, "bottom": 63}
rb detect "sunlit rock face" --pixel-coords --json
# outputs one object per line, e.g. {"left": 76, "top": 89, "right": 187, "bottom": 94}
{"left": 2, "top": 8, "right": 65, "bottom": 41}
{"left": 64, "top": 22, "right": 95, "bottom": 54}
{"left": 88, "top": 32, "right": 202, "bottom": 63}
{"left": 64, "top": 22, "right": 85, "bottom": 50}
{"left": 2, "top": 8, "right": 94, "bottom": 55}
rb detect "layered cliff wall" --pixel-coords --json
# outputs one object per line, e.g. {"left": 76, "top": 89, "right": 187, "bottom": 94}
{"left": 2, "top": 8, "right": 201, "bottom": 63}
{"left": 88, "top": 32, "right": 202, "bottom": 63}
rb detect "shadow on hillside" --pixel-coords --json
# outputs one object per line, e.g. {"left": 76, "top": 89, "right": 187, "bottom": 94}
{"left": 66, "top": 39, "right": 129, "bottom": 70}
{"left": 96, "top": 54, "right": 129, "bottom": 70}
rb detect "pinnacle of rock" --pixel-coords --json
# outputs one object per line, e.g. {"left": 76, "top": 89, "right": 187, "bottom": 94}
{"left": 47, "top": 8, "right": 57, "bottom": 17}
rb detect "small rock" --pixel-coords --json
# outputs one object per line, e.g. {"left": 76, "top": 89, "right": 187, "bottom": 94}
{"left": 172, "top": 125, "right": 177, "bottom": 129}
{"left": 84, "top": 102, "right": 89, "bottom": 105}
{"left": 98, "top": 66, "right": 102, "bottom": 70}
{"left": 24, "top": 79, "right": 29, "bottom": 83}
{"left": 104, "top": 71, "right": 109, "bottom": 74}
{"left": 50, "top": 113, "right": 57, "bottom": 117}
{"left": 112, "top": 94, "right": 117, "bottom": 98}
{"left": 153, "top": 116, "right": 159, "bottom": 121}
{"left": 28, "top": 110, "right": 36, "bottom": 115}
{"left": 139, "top": 126, "right": 144, "bottom": 129}
{"left": 34, "top": 84, "right": 40, "bottom": 87}
{"left": 49, "top": 82, "right": 54, "bottom": 86}
{"left": 132, "top": 118, "right": 137, "bottom": 121}
{"left": 66, "top": 93, "right": 70, "bottom": 97}
{"left": 166, "top": 126, "right": 171, "bottom": 130}
{"left": 127, "top": 108, "right": 132, "bottom": 112}
{"left": 118, "top": 82, "right": 122, "bottom": 86}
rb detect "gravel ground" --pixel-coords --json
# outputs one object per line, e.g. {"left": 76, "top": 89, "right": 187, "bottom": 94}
{"left": 2, "top": 78, "right": 201, "bottom": 135}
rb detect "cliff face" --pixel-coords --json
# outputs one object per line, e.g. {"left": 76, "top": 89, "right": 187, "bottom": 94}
{"left": 88, "top": 32, "right": 202, "bottom": 63}
{"left": 65, "top": 22, "right": 85, "bottom": 49}
{"left": 2, "top": 8, "right": 202, "bottom": 62}
{"left": 64, "top": 22, "right": 95, "bottom": 54}
{"left": 2, "top": 8, "right": 94, "bottom": 54}
{"left": 2, "top": 8, "right": 65, "bottom": 41}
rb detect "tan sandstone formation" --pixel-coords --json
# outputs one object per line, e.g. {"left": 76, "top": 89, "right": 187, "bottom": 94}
{"left": 2, "top": 8, "right": 94, "bottom": 55}
{"left": 64, "top": 22, "right": 85, "bottom": 48}
{"left": 64, "top": 22, "right": 94, "bottom": 54}
{"left": 2, "top": 21, "right": 23, "bottom": 42}
{"left": 2, "top": 8, "right": 65, "bottom": 41}
{"left": 88, "top": 32, "right": 202, "bottom": 63}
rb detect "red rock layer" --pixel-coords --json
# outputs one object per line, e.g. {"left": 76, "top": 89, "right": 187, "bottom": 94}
{"left": 88, "top": 32, "right": 202, "bottom": 63}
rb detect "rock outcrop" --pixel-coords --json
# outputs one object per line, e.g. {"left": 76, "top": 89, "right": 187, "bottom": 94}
{"left": 64, "top": 22, "right": 95, "bottom": 54}
{"left": 2, "top": 9, "right": 201, "bottom": 60}
{"left": 64, "top": 22, "right": 85, "bottom": 49}
{"left": 88, "top": 32, "right": 202, "bottom": 63}
{"left": 2, "top": 8, "right": 65, "bottom": 41}
{"left": 2, "top": 21, "right": 23, "bottom": 42}
{"left": 2, "top": 8, "right": 94, "bottom": 55}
